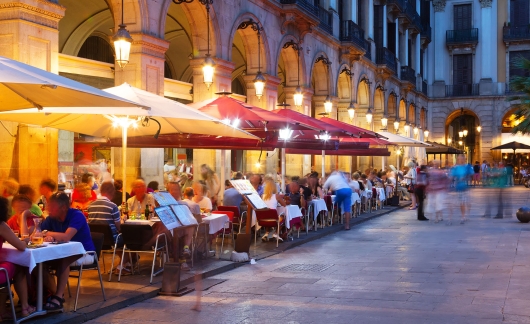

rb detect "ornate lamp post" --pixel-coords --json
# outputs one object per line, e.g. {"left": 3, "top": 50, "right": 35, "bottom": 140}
{"left": 113, "top": 0, "right": 133, "bottom": 68}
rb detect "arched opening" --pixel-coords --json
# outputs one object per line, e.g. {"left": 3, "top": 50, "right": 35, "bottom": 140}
{"left": 388, "top": 95, "right": 397, "bottom": 119}
{"left": 165, "top": 3, "right": 194, "bottom": 83}
{"left": 500, "top": 108, "right": 530, "bottom": 168}
{"left": 445, "top": 109, "right": 480, "bottom": 164}
{"left": 408, "top": 104, "right": 416, "bottom": 125}
{"left": 420, "top": 108, "right": 426, "bottom": 129}
{"left": 77, "top": 36, "right": 114, "bottom": 64}
{"left": 398, "top": 99, "right": 406, "bottom": 121}
{"left": 311, "top": 56, "right": 331, "bottom": 118}
{"left": 374, "top": 88, "right": 384, "bottom": 128}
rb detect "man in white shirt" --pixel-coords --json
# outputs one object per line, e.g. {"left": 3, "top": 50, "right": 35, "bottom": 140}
{"left": 323, "top": 172, "right": 352, "bottom": 230}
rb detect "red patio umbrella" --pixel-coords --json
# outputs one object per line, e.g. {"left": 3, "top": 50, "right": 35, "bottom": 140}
{"left": 319, "top": 117, "right": 383, "bottom": 138}
{"left": 273, "top": 109, "right": 359, "bottom": 137}
{"left": 285, "top": 148, "right": 391, "bottom": 156}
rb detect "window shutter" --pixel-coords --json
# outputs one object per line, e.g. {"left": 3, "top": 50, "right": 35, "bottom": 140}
{"left": 453, "top": 54, "right": 473, "bottom": 85}
{"left": 454, "top": 4, "right": 472, "bottom": 30}
{"left": 388, "top": 22, "right": 397, "bottom": 55}
{"left": 511, "top": 0, "right": 529, "bottom": 27}
{"left": 374, "top": 5, "right": 384, "bottom": 48}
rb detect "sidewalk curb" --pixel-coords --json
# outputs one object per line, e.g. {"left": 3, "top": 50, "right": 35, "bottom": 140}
{"left": 38, "top": 204, "right": 407, "bottom": 324}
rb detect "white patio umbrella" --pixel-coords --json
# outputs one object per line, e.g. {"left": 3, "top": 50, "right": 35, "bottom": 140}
{"left": 0, "top": 56, "right": 142, "bottom": 110}
{"left": 0, "top": 83, "right": 258, "bottom": 202}
{"left": 377, "top": 131, "right": 431, "bottom": 171}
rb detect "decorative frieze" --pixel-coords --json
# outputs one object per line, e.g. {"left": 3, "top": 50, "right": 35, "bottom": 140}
{"left": 432, "top": 0, "right": 446, "bottom": 12}
{"left": 479, "top": 0, "right": 493, "bottom": 8}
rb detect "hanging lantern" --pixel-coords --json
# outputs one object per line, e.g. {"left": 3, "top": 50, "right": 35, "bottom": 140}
{"left": 347, "top": 102, "right": 355, "bottom": 121}
{"left": 324, "top": 96, "right": 333, "bottom": 114}
{"left": 447, "top": 138, "right": 452, "bottom": 145}
{"left": 458, "top": 130, "right": 464, "bottom": 138}
{"left": 463, "top": 129, "right": 468, "bottom": 137}
{"left": 202, "top": 55, "right": 215, "bottom": 89}
{"left": 476, "top": 125, "right": 482, "bottom": 133}
{"left": 113, "top": 1, "right": 133, "bottom": 68}
{"left": 366, "top": 109, "right": 373, "bottom": 123}
{"left": 394, "top": 120, "right": 400, "bottom": 132}
{"left": 253, "top": 72, "right": 266, "bottom": 100}
{"left": 404, "top": 124, "right": 410, "bottom": 132}
{"left": 381, "top": 116, "right": 388, "bottom": 129}
{"left": 294, "top": 86, "right": 303, "bottom": 107}
{"left": 413, "top": 125, "right": 419, "bottom": 135}
{"left": 424, "top": 129, "right": 429, "bottom": 138}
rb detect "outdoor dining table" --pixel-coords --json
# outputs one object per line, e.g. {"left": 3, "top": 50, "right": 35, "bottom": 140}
{"left": 199, "top": 214, "right": 229, "bottom": 258}
{"left": 250, "top": 205, "right": 302, "bottom": 230}
{"left": 375, "top": 188, "right": 386, "bottom": 202}
{"left": 0, "top": 241, "right": 85, "bottom": 319}
{"left": 308, "top": 199, "right": 328, "bottom": 220}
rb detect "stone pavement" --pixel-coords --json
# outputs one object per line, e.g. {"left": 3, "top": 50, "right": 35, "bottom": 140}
{"left": 87, "top": 187, "right": 530, "bottom": 324}
{"left": 25, "top": 200, "right": 404, "bottom": 323}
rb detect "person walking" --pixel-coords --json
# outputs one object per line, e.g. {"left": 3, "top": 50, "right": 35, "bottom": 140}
{"left": 473, "top": 161, "right": 481, "bottom": 186}
{"left": 426, "top": 160, "right": 449, "bottom": 223}
{"left": 450, "top": 155, "right": 474, "bottom": 224}
{"left": 415, "top": 165, "right": 428, "bottom": 221}
{"left": 404, "top": 162, "right": 417, "bottom": 210}
{"left": 323, "top": 172, "right": 352, "bottom": 230}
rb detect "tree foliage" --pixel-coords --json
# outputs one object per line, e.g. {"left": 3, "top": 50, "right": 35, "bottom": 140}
{"left": 509, "top": 57, "right": 530, "bottom": 135}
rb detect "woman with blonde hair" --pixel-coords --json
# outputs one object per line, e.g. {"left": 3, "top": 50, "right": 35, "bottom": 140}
{"left": 200, "top": 164, "right": 220, "bottom": 207}
{"left": 260, "top": 179, "right": 286, "bottom": 242}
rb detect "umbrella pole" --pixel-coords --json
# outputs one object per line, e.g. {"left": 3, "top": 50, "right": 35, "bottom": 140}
{"left": 122, "top": 126, "right": 127, "bottom": 205}
{"left": 281, "top": 148, "right": 286, "bottom": 193}
{"left": 220, "top": 149, "right": 226, "bottom": 205}
{"left": 322, "top": 150, "right": 325, "bottom": 179}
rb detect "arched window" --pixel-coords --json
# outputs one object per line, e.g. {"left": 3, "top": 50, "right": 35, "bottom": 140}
{"left": 231, "top": 77, "right": 246, "bottom": 96}
{"left": 164, "top": 61, "right": 173, "bottom": 79}
{"left": 398, "top": 100, "right": 406, "bottom": 120}
{"left": 408, "top": 104, "right": 416, "bottom": 124}
{"left": 77, "top": 36, "right": 114, "bottom": 64}
{"left": 388, "top": 95, "right": 396, "bottom": 118}
{"left": 420, "top": 108, "right": 426, "bottom": 129}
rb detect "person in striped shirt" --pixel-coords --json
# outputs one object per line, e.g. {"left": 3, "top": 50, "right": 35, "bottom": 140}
{"left": 88, "top": 182, "right": 121, "bottom": 242}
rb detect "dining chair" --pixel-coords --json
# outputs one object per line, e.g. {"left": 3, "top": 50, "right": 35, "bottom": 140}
{"left": 0, "top": 268, "right": 16, "bottom": 322}
{"left": 254, "top": 209, "right": 285, "bottom": 247}
{"left": 217, "top": 206, "right": 242, "bottom": 233}
{"left": 88, "top": 223, "right": 125, "bottom": 281}
{"left": 118, "top": 224, "right": 168, "bottom": 284}
{"left": 69, "top": 232, "right": 106, "bottom": 312}
{"left": 211, "top": 210, "right": 234, "bottom": 253}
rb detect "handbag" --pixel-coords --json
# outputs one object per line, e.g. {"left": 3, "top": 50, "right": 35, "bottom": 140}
{"left": 407, "top": 183, "right": 415, "bottom": 193}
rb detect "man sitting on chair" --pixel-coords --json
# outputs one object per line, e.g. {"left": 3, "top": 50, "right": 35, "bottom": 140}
{"left": 41, "top": 192, "right": 95, "bottom": 311}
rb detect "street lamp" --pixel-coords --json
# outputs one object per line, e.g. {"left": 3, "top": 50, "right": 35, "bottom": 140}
{"left": 413, "top": 125, "right": 419, "bottom": 135}
{"left": 324, "top": 96, "right": 333, "bottom": 114}
{"left": 447, "top": 138, "right": 452, "bottom": 145}
{"left": 113, "top": 0, "right": 133, "bottom": 68}
{"left": 458, "top": 130, "right": 464, "bottom": 138}
{"left": 463, "top": 129, "right": 468, "bottom": 137}
{"left": 458, "top": 140, "right": 463, "bottom": 146}
{"left": 476, "top": 125, "right": 482, "bottom": 133}
{"left": 424, "top": 129, "right": 429, "bottom": 138}
{"left": 347, "top": 102, "right": 355, "bottom": 122}
{"left": 381, "top": 116, "right": 388, "bottom": 129}
{"left": 404, "top": 123, "right": 410, "bottom": 133}
{"left": 366, "top": 108, "right": 373, "bottom": 124}
{"left": 394, "top": 119, "right": 400, "bottom": 133}
{"left": 294, "top": 86, "right": 303, "bottom": 107}
{"left": 238, "top": 19, "right": 265, "bottom": 100}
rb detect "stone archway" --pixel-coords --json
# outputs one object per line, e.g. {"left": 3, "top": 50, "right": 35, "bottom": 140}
{"left": 445, "top": 109, "right": 481, "bottom": 164}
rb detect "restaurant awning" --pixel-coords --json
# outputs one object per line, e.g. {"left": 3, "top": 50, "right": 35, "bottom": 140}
{"left": 425, "top": 142, "right": 465, "bottom": 154}
{"left": 285, "top": 148, "right": 391, "bottom": 156}
{"left": 273, "top": 109, "right": 358, "bottom": 137}
{"left": 319, "top": 117, "right": 384, "bottom": 138}
{"left": 339, "top": 137, "right": 394, "bottom": 146}
{"left": 376, "top": 131, "right": 432, "bottom": 147}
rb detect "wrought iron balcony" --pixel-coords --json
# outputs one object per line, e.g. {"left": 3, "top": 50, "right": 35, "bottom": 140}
{"left": 421, "top": 22, "right": 431, "bottom": 44}
{"left": 400, "top": 65, "right": 416, "bottom": 85}
{"left": 364, "top": 40, "right": 372, "bottom": 61}
{"left": 503, "top": 25, "right": 530, "bottom": 43}
{"left": 340, "top": 20, "right": 365, "bottom": 49}
{"left": 445, "top": 84, "right": 479, "bottom": 97}
{"left": 279, "top": 0, "right": 319, "bottom": 17}
{"left": 318, "top": 5, "right": 333, "bottom": 34}
{"left": 446, "top": 28, "right": 479, "bottom": 46}
{"left": 376, "top": 47, "right": 397, "bottom": 74}
{"left": 422, "top": 80, "right": 428, "bottom": 96}
{"left": 387, "top": 0, "right": 405, "bottom": 11}
{"left": 404, "top": 1, "right": 422, "bottom": 33}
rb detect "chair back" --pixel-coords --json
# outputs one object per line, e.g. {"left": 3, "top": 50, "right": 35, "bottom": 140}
{"left": 218, "top": 206, "right": 240, "bottom": 222}
{"left": 88, "top": 223, "right": 115, "bottom": 250}
{"left": 255, "top": 209, "right": 280, "bottom": 228}
{"left": 211, "top": 210, "right": 234, "bottom": 222}
{"left": 89, "top": 232, "right": 104, "bottom": 261}
{"left": 324, "top": 195, "right": 333, "bottom": 209}
{"left": 120, "top": 224, "right": 153, "bottom": 251}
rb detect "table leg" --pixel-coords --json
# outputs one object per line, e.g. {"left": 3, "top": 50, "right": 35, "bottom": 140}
{"left": 37, "top": 263, "right": 43, "bottom": 312}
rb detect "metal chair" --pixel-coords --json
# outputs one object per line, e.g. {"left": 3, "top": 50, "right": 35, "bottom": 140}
{"left": 118, "top": 224, "right": 169, "bottom": 284}
{"left": 211, "top": 210, "right": 233, "bottom": 253}
{"left": 217, "top": 206, "right": 241, "bottom": 234}
{"left": 300, "top": 204, "right": 313, "bottom": 235}
{"left": 69, "top": 232, "right": 106, "bottom": 311}
{"left": 254, "top": 209, "right": 285, "bottom": 247}
{"left": 88, "top": 223, "right": 125, "bottom": 281}
{"left": 0, "top": 268, "right": 16, "bottom": 323}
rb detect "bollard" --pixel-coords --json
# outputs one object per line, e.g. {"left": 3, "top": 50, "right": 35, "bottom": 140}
{"left": 159, "top": 262, "right": 194, "bottom": 296}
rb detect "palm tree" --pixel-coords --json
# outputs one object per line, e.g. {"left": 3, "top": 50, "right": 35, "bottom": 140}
{"left": 509, "top": 57, "right": 530, "bottom": 134}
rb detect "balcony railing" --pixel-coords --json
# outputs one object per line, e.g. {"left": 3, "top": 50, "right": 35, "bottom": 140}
{"left": 376, "top": 47, "right": 397, "bottom": 73}
{"left": 446, "top": 28, "right": 479, "bottom": 45}
{"left": 404, "top": 1, "right": 422, "bottom": 32}
{"left": 364, "top": 40, "right": 372, "bottom": 61}
{"left": 503, "top": 25, "right": 530, "bottom": 42}
{"left": 400, "top": 65, "right": 416, "bottom": 85}
{"left": 445, "top": 84, "right": 479, "bottom": 97}
{"left": 318, "top": 5, "right": 333, "bottom": 34}
{"left": 340, "top": 20, "right": 365, "bottom": 49}
{"left": 421, "top": 22, "right": 432, "bottom": 43}
{"left": 279, "top": 0, "right": 319, "bottom": 17}
{"left": 422, "top": 80, "right": 428, "bottom": 96}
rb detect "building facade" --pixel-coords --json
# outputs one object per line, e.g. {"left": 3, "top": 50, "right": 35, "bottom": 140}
{"left": 0, "top": 0, "right": 523, "bottom": 189}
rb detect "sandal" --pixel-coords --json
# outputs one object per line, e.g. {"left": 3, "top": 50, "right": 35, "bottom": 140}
{"left": 44, "top": 295, "right": 64, "bottom": 311}
{"left": 22, "top": 305, "right": 36, "bottom": 317}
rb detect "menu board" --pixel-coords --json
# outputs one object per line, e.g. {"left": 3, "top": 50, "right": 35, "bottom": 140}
{"left": 245, "top": 193, "right": 268, "bottom": 210}
{"left": 154, "top": 206, "right": 181, "bottom": 230}
{"left": 152, "top": 191, "right": 178, "bottom": 206}
{"left": 229, "top": 180, "right": 258, "bottom": 195}
{"left": 171, "top": 204, "right": 198, "bottom": 226}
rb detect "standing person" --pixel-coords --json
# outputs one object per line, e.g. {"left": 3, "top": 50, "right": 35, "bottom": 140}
{"left": 481, "top": 160, "right": 489, "bottom": 186}
{"left": 450, "top": 154, "right": 474, "bottom": 224}
{"left": 426, "top": 160, "right": 449, "bottom": 223}
{"left": 163, "top": 159, "right": 176, "bottom": 175}
{"left": 323, "top": 172, "right": 352, "bottom": 230}
{"left": 473, "top": 161, "right": 481, "bottom": 186}
{"left": 404, "top": 162, "right": 417, "bottom": 210}
{"left": 414, "top": 166, "right": 428, "bottom": 221}
{"left": 506, "top": 162, "right": 514, "bottom": 187}
{"left": 200, "top": 164, "right": 220, "bottom": 208}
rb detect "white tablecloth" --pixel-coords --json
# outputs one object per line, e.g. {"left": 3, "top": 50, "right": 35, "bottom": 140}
{"left": 376, "top": 188, "right": 386, "bottom": 201}
{"left": 308, "top": 199, "right": 328, "bottom": 220}
{"left": 202, "top": 214, "right": 229, "bottom": 234}
{"left": 284, "top": 205, "right": 302, "bottom": 229}
{"left": 125, "top": 219, "right": 158, "bottom": 226}
{"left": 0, "top": 242, "right": 85, "bottom": 273}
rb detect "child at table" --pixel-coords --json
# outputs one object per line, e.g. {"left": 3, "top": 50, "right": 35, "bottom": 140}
{"left": 0, "top": 196, "right": 35, "bottom": 319}
{"left": 7, "top": 195, "right": 38, "bottom": 237}
{"left": 260, "top": 179, "right": 286, "bottom": 242}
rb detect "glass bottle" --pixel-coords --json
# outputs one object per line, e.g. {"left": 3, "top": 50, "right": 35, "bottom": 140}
{"left": 31, "top": 218, "right": 44, "bottom": 245}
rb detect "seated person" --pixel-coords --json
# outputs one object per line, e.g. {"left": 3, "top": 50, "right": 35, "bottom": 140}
{"left": 41, "top": 192, "right": 96, "bottom": 311}
{"left": 350, "top": 173, "right": 361, "bottom": 193}
{"left": 167, "top": 182, "right": 197, "bottom": 271}
{"left": 286, "top": 181, "right": 307, "bottom": 208}
{"left": 192, "top": 182, "right": 212, "bottom": 213}
{"left": 126, "top": 179, "right": 155, "bottom": 217}
{"left": 17, "top": 185, "right": 43, "bottom": 217}
{"left": 260, "top": 179, "right": 287, "bottom": 241}
{"left": 111, "top": 179, "right": 130, "bottom": 207}
{"left": 71, "top": 173, "right": 97, "bottom": 206}
{"left": 361, "top": 174, "right": 373, "bottom": 191}
{"left": 7, "top": 195, "right": 38, "bottom": 237}
{"left": 0, "top": 197, "right": 35, "bottom": 318}
{"left": 38, "top": 178, "right": 57, "bottom": 211}
{"left": 297, "top": 178, "right": 313, "bottom": 203}
{"left": 222, "top": 181, "right": 243, "bottom": 209}
{"left": 182, "top": 187, "right": 201, "bottom": 216}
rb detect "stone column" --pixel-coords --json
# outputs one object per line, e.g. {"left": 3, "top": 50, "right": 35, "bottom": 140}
{"left": 0, "top": 0, "right": 65, "bottom": 189}
{"left": 113, "top": 34, "right": 169, "bottom": 189}
{"left": 479, "top": 0, "right": 495, "bottom": 94}
{"left": 433, "top": 0, "right": 447, "bottom": 86}
{"left": 395, "top": 18, "right": 400, "bottom": 63}
{"left": 383, "top": 5, "right": 388, "bottom": 47}
{"left": 415, "top": 33, "right": 421, "bottom": 73}
{"left": 368, "top": 0, "right": 374, "bottom": 40}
